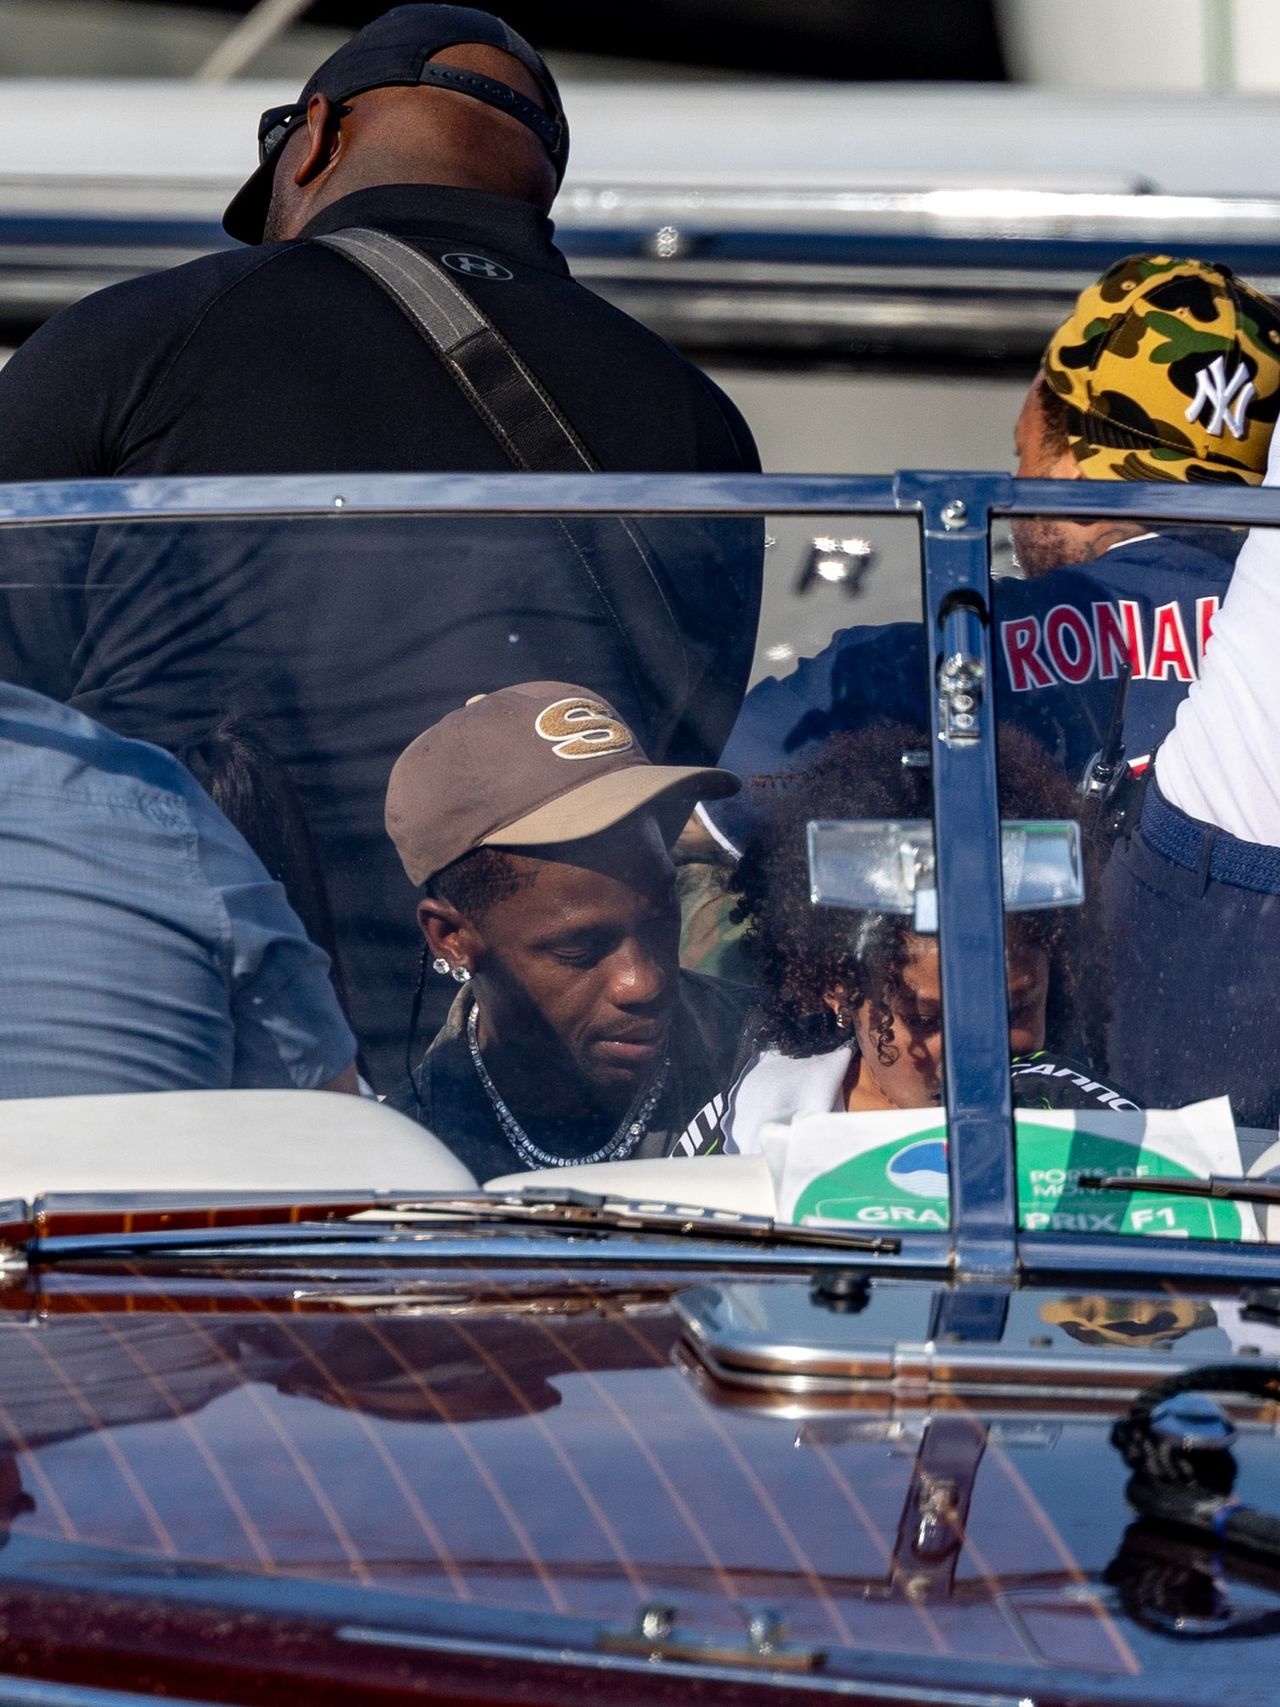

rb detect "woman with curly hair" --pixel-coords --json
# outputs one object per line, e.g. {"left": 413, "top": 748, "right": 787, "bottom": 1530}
{"left": 709, "top": 722, "right": 1130, "bottom": 1154}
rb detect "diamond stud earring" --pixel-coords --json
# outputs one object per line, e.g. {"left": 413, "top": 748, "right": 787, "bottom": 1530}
{"left": 451, "top": 965, "right": 472, "bottom": 984}
{"left": 431, "top": 956, "right": 451, "bottom": 976}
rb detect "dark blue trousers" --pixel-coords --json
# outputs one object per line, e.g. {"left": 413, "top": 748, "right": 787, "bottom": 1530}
{"left": 1104, "top": 779, "right": 1280, "bottom": 1130}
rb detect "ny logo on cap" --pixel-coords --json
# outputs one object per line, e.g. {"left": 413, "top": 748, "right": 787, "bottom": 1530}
{"left": 1184, "top": 355, "right": 1257, "bottom": 440}
{"left": 535, "top": 696, "right": 634, "bottom": 761}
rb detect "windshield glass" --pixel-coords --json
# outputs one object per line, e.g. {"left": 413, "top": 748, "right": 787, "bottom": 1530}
{"left": 7, "top": 478, "right": 1278, "bottom": 1254}
{"left": 995, "top": 492, "right": 1280, "bottom": 1246}
{"left": 0, "top": 496, "right": 974, "bottom": 1234}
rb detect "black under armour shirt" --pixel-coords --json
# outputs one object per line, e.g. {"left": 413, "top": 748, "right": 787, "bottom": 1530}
{"left": 0, "top": 184, "right": 759, "bottom": 480}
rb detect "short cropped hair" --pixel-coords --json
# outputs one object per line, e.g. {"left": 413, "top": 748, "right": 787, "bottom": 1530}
{"left": 427, "top": 846, "right": 537, "bottom": 917}
{"left": 1037, "top": 374, "right": 1074, "bottom": 462}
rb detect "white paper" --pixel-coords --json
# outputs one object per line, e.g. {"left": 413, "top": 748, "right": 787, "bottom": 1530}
{"left": 761, "top": 1097, "right": 1256, "bottom": 1243}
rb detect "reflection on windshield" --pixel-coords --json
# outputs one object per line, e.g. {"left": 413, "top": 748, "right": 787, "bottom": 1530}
{"left": 0, "top": 514, "right": 760, "bottom": 1132}
{"left": 999, "top": 469, "right": 1280, "bottom": 1235}
{"left": 0, "top": 511, "right": 761, "bottom": 1095}
{"left": 0, "top": 472, "right": 1274, "bottom": 1250}
{"left": 717, "top": 722, "right": 1104, "bottom": 1138}
{"left": 2, "top": 254, "right": 1280, "bottom": 1254}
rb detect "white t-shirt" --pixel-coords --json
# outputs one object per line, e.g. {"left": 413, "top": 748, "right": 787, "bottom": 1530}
{"left": 1156, "top": 436, "right": 1280, "bottom": 843}
{"left": 721, "top": 1045, "right": 852, "bottom": 1154}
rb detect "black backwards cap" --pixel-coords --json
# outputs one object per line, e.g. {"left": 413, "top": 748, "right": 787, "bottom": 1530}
{"left": 222, "top": 3, "right": 568, "bottom": 245}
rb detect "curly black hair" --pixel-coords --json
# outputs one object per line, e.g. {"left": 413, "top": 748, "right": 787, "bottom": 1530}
{"left": 732, "top": 723, "right": 1106, "bottom": 1067}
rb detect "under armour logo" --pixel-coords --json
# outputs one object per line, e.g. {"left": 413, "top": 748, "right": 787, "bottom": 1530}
{"left": 1184, "top": 354, "right": 1256, "bottom": 439}
{"left": 441, "top": 252, "right": 513, "bottom": 281}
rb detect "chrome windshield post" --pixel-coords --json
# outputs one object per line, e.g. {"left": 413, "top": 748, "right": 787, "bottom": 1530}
{"left": 898, "top": 472, "right": 1017, "bottom": 1283}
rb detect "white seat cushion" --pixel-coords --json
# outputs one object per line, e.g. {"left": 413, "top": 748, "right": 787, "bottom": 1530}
{"left": 484, "top": 1153, "right": 777, "bottom": 1216}
{"left": 0, "top": 1089, "right": 476, "bottom": 1197}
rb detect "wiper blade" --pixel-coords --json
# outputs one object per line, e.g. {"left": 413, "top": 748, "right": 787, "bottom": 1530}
{"left": 1079, "top": 1173, "right": 1280, "bottom": 1207}
{"left": 2, "top": 1189, "right": 899, "bottom": 1256}
{"left": 455, "top": 1189, "right": 899, "bottom": 1252}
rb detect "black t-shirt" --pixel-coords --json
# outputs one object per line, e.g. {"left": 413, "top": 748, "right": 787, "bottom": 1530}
{"left": 0, "top": 185, "right": 759, "bottom": 484}
{"left": 0, "top": 185, "right": 763, "bottom": 1089}
{"left": 1010, "top": 1051, "right": 1141, "bottom": 1112}
{"left": 390, "top": 970, "right": 758, "bottom": 1183}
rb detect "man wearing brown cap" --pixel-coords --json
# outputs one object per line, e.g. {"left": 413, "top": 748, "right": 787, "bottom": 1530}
{"left": 384, "top": 682, "right": 756, "bottom": 1179}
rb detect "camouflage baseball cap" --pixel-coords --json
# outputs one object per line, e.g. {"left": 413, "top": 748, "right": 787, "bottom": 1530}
{"left": 1043, "top": 253, "right": 1280, "bottom": 484}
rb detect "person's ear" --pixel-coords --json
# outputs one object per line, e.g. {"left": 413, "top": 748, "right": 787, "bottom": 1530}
{"left": 292, "top": 92, "right": 345, "bottom": 188}
{"left": 1050, "top": 443, "right": 1086, "bottom": 481}
{"left": 417, "top": 897, "right": 484, "bottom": 979}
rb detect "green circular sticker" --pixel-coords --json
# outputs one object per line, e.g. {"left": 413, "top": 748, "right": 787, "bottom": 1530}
{"left": 793, "top": 1125, "right": 950, "bottom": 1230}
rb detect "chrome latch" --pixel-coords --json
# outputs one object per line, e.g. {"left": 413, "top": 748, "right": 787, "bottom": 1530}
{"left": 937, "top": 602, "right": 986, "bottom": 747}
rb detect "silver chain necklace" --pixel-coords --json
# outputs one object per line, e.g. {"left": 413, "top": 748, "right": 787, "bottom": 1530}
{"left": 466, "top": 1004, "right": 669, "bottom": 1170}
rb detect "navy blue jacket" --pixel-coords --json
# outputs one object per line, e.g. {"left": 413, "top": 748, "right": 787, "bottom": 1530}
{"left": 705, "top": 529, "right": 1238, "bottom": 851}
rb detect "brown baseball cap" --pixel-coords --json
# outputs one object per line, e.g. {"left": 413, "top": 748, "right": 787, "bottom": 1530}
{"left": 386, "top": 681, "right": 740, "bottom": 886}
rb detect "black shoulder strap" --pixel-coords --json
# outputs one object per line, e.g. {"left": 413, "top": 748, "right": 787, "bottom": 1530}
{"left": 313, "top": 226, "right": 694, "bottom": 753}
{"left": 314, "top": 227, "right": 599, "bottom": 474}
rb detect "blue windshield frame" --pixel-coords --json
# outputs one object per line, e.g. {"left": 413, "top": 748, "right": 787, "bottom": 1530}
{"left": 6, "top": 468, "right": 1280, "bottom": 1281}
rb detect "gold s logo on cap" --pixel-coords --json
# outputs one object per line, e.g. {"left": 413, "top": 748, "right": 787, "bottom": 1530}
{"left": 534, "top": 696, "right": 634, "bottom": 761}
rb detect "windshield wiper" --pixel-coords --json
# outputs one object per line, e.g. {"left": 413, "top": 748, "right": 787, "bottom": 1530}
{"left": 1, "top": 1189, "right": 899, "bottom": 1258}
{"left": 1079, "top": 1173, "right": 1280, "bottom": 1207}
{"left": 447, "top": 1189, "right": 899, "bottom": 1251}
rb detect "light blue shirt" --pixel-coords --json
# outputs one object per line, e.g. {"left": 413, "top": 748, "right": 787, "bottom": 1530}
{"left": 0, "top": 681, "right": 356, "bottom": 1096}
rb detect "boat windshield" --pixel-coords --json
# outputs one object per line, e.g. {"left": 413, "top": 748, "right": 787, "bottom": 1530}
{"left": 5, "top": 473, "right": 1279, "bottom": 1262}
{"left": 994, "top": 486, "right": 1280, "bottom": 1253}
{"left": 0, "top": 480, "right": 964, "bottom": 1235}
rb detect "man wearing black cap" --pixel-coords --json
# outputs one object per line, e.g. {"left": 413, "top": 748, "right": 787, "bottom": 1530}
{"left": 0, "top": 5, "right": 762, "bottom": 1089}
{"left": 384, "top": 681, "right": 756, "bottom": 1179}
{"left": 225, "top": 4, "right": 569, "bottom": 245}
